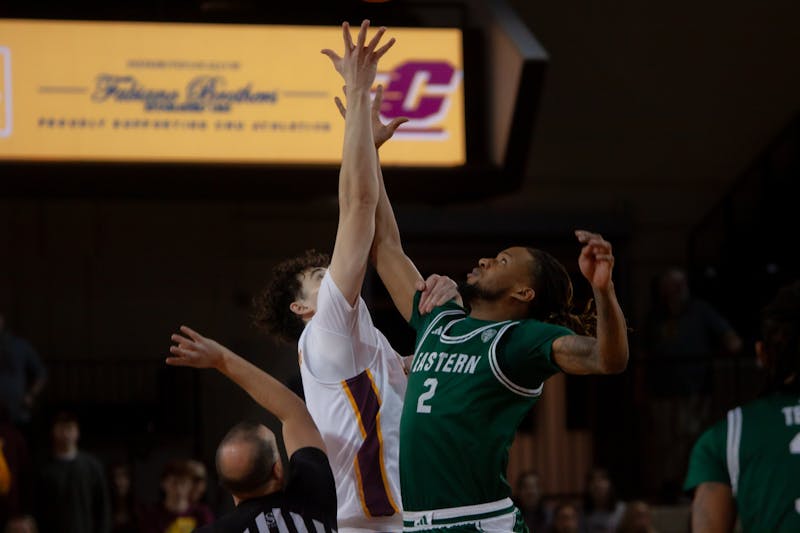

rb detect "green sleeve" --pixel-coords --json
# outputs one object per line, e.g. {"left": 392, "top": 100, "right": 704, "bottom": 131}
{"left": 408, "top": 291, "right": 464, "bottom": 332}
{"left": 684, "top": 421, "right": 730, "bottom": 492}
{"left": 497, "top": 321, "right": 574, "bottom": 390}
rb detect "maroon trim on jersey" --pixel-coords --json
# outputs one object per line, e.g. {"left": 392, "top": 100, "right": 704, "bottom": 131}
{"left": 342, "top": 370, "right": 398, "bottom": 518}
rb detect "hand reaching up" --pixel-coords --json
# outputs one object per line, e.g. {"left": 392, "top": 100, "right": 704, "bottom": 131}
{"left": 334, "top": 85, "right": 408, "bottom": 149}
{"left": 575, "top": 230, "right": 615, "bottom": 291}
{"left": 321, "top": 20, "right": 395, "bottom": 93}
{"left": 415, "top": 274, "right": 462, "bottom": 314}
{"left": 166, "top": 325, "right": 227, "bottom": 370}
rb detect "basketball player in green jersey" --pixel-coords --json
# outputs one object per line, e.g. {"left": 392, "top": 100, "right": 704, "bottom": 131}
{"left": 684, "top": 280, "right": 800, "bottom": 533}
{"left": 358, "top": 108, "right": 629, "bottom": 533}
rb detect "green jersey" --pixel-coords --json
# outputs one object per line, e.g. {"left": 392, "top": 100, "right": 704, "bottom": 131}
{"left": 400, "top": 294, "right": 573, "bottom": 528}
{"left": 684, "top": 392, "right": 800, "bottom": 533}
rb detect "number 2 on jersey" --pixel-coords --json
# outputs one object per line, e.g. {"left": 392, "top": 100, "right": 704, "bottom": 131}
{"left": 416, "top": 378, "right": 438, "bottom": 413}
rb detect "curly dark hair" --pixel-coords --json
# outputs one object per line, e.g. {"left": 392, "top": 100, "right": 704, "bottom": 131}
{"left": 252, "top": 249, "right": 331, "bottom": 343}
{"left": 525, "top": 247, "right": 596, "bottom": 336}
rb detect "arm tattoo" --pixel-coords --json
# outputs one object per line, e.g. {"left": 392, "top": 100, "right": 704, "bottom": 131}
{"left": 552, "top": 335, "right": 599, "bottom": 375}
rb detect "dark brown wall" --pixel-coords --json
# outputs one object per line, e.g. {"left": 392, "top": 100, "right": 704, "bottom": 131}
{"left": 499, "top": 0, "right": 800, "bottom": 319}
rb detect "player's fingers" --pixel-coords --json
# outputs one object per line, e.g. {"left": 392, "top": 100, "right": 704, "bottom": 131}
{"left": 342, "top": 22, "right": 354, "bottom": 53}
{"left": 588, "top": 240, "right": 612, "bottom": 255}
{"left": 180, "top": 325, "right": 203, "bottom": 341}
{"left": 423, "top": 280, "right": 445, "bottom": 312}
{"left": 418, "top": 291, "right": 434, "bottom": 314}
{"left": 366, "top": 26, "right": 386, "bottom": 55}
{"left": 169, "top": 344, "right": 195, "bottom": 355}
{"left": 429, "top": 288, "right": 450, "bottom": 308}
{"left": 169, "top": 345, "right": 194, "bottom": 358}
{"left": 356, "top": 19, "right": 369, "bottom": 51}
{"left": 373, "top": 37, "right": 396, "bottom": 60}
{"left": 165, "top": 356, "right": 190, "bottom": 366}
{"left": 171, "top": 333, "right": 194, "bottom": 346}
{"left": 387, "top": 117, "right": 409, "bottom": 134}
{"left": 575, "top": 229, "right": 602, "bottom": 243}
{"left": 418, "top": 287, "right": 432, "bottom": 311}
{"left": 594, "top": 254, "right": 614, "bottom": 262}
{"left": 321, "top": 49, "right": 342, "bottom": 67}
{"left": 439, "top": 277, "right": 459, "bottom": 301}
{"left": 372, "top": 85, "right": 384, "bottom": 115}
{"left": 432, "top": 282, "right": 456, "bottom": 308}
{"left": 423, "top": 274, "right": 442, "bottom": 290}
{"left": 334, "top": 96, "right": 346, "bottom": 119}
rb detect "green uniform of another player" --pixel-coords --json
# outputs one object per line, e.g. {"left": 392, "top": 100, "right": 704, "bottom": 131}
{"left": 400, "top": 294, "right": 574, "bottom": 532}
{"left": 684, "top": 392, "right": 800, "bottom": 532}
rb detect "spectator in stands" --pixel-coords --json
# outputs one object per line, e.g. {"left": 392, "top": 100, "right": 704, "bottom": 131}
{"left": 3, "top": 515, "right": 37, "bottom": 533}
{"left": 186, "top": 460, "right": 214, "bottom": 522}
{"left": 684, "top": 280, "right": 800, "bottom": 532}
{"left": 643, "top": 268, "right": 742, "bottom": 500}
{"left": 616, "top": 500, "right": 657, "bottom": 533}
{"left": 514, "top": 470, "right": 550, "bottom": 532}
{"left": 0, "top": 406, "right": 31, "bottom": 530}
{"left": 549, "top": 502, "right": 580, "bottom": 533}
{"left": 34, "top": 411, "right": 111, "bottom": 533}
{"left": 108, "top": 463, "right": 140, "bottom": 533}
{"left": 140, "top": 459, "right": 213, "bottom": 533}
{"left": 0, "top": 313, "right": 46, "bottom": 429}
{"left": 582, "top": 467, "right": 626, "bottom": 533}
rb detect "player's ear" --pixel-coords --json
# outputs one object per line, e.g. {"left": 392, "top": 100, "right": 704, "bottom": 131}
{"left": 289, "top": 301, "right": 307, "bottom": 317}
{"left": 511, "top": 286, "right": 535, "bottom": 303}
{"left": 272, "top": 459, "right": 284, "bottom": 483}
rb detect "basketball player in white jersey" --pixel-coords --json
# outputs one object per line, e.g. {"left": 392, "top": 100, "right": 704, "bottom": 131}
{"left": 248, "top": 21, "right": 459, "bottom": 532}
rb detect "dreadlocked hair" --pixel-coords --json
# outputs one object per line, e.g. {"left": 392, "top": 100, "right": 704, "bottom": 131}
{"left": 252, "top": 249, "right": 331, "bottom": 343}
{"left": 525, "top": 247, "right": 596, "bottom": 336}
{"left": 761, "top": 280, "right": 800, "bottom": 393}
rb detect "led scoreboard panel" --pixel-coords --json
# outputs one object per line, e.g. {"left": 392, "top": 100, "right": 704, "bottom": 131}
{"left": 0, "top": 20, "right": 464, "bottom": 166}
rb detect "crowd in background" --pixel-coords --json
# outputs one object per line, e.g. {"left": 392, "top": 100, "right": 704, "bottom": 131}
{"left": 513, "top": 469, "right": 661, "bottom": 533}
{"left": 0, "top": 409, "right": 215, "bottom": 533}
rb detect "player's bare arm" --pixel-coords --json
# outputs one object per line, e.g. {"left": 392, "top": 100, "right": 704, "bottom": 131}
{"left": 552, "top": 230, "right": 629, "bottom": 375}
{"left": 166, "top": 325, "right": 325, "bottom": 457}
{"left": 371, "top": 154, "right": 428, "bottom": 322}
{"left": 334, "top": 85, "right": 460, "bottom": 319}
{"left": 691, "top": 482, "right": 736, "bottom": 533}
{"left": 321, "top": 20, "right": 395, "bottom": 305}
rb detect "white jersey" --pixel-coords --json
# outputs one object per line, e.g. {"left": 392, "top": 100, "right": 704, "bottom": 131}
{"left": 298, "top": 272, "right": 406, "bottom": 532}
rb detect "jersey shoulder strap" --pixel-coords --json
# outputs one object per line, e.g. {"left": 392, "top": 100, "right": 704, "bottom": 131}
{"left": 726, "top": 406, "right": 743, "bottom": 496}
{"left": 488, "top": 321, "right": 544, "bottom": 398}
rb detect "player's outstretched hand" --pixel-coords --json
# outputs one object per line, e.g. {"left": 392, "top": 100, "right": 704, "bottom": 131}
{"left": 166, "top": 325, "right": 226, "bottom": 370}
{"left": 575, "top": 229, "right": 614, "bottom": 291}
{"left": 416, "top": 274, "right": 462, "bottom": 315}
{"left": 321, "top": 19, "right": 395, "bottom": 92}
{"left": 335, "top": 85, "right": 408, "bottom": 149}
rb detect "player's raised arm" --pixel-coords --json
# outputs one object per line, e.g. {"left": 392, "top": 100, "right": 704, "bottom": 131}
{"left": 334, "top": 86, "right": 460, "bottom": 320}
{"left": 551, "top": 230, "right": 629, "bottom": 375}
{"left": 364, "top": 92, "right": 428, "bottom": 322}
{"left": 321, "top": 20, "right": 394, "bottom": 305}
{"left": 166, "top": 326, "right": 325, "bottom": 457}
{"left": 370, "top": 150, "right": 429, "bottom": 323}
